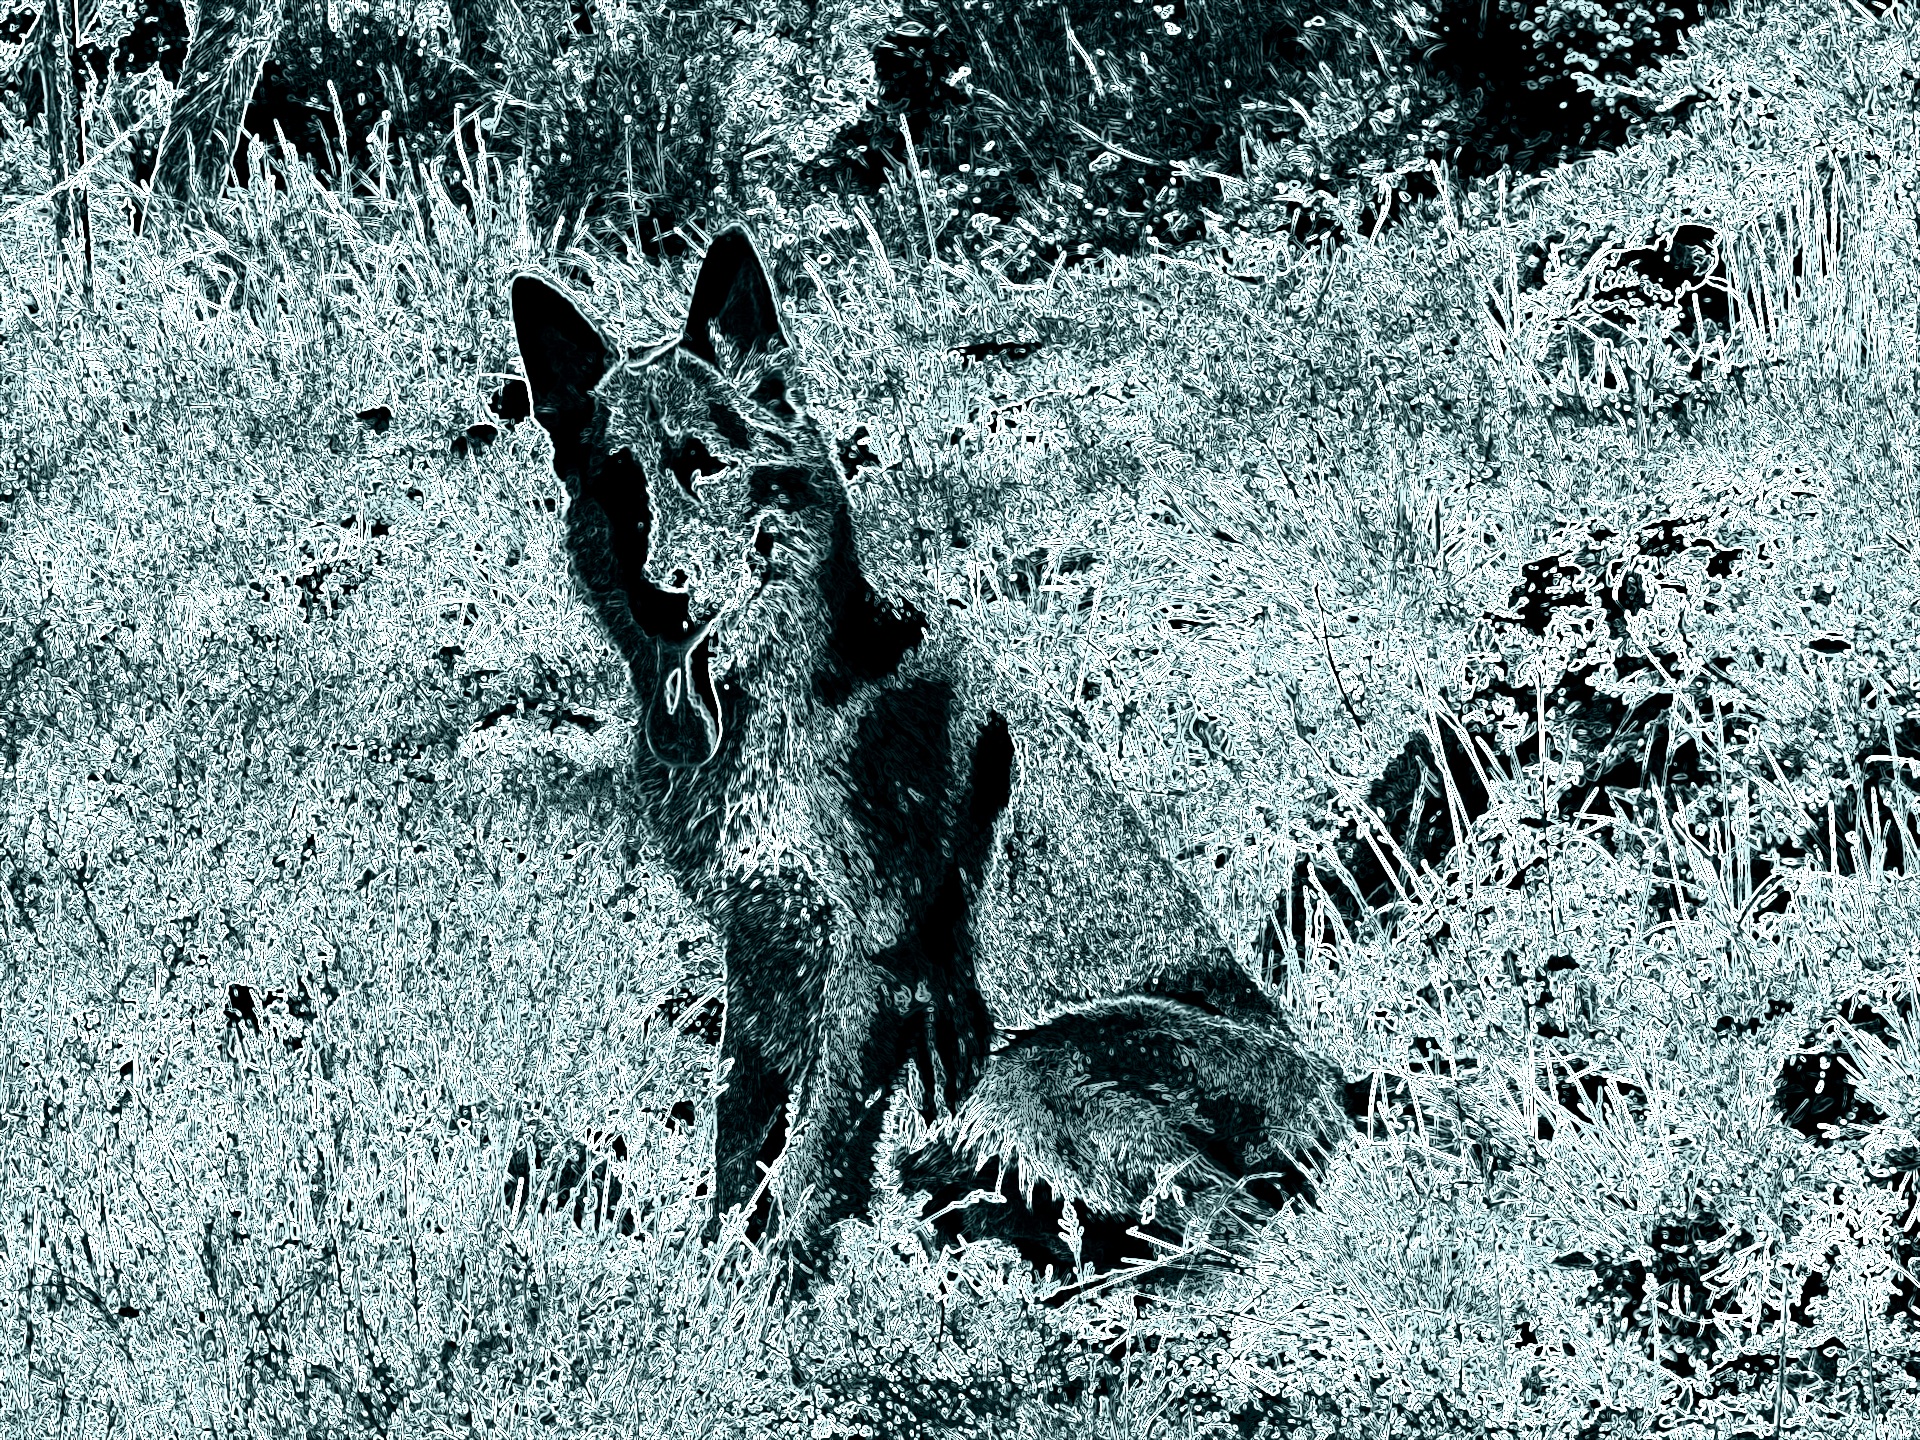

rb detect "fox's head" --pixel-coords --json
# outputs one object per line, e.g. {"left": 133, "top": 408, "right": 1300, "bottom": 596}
{"left": 513, "top": 227, "right": 924, "bottom": 768}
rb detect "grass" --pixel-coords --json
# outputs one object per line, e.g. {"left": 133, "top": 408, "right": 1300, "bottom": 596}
{"left": 3, "top": 0, "right": 1920, "bottom": 1433}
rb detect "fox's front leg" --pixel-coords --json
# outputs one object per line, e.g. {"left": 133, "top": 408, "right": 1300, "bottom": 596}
{"left": 707, "top": 1020, "right": 790, "bottom": 1246}
{"left": 764, "top": 961, "right": 916, "bottom": 1283}
{"left": 901, "top": 971, "right": 991, "bottom": 1125}
{"left": 896, "top": 865, "right": 996, "bottom": 1122}
{"left": 715, "top": 871, "right": 903, "bottom": 1272}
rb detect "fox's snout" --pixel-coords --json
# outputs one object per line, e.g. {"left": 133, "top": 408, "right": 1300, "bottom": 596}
{"left": 639, "top": 482, "right": 764, "bottom": 631}
{"left": 640, "top": 480, "right": 716, "bottom": 596}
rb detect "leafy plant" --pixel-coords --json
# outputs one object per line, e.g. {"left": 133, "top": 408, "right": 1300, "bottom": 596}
{"left": 240, "top": 0, "right": 486, "bottom": 192}
{"left": 819, "top": 0, "right": 1731, "bottom": 274}
{"left": 822, "top": 0, "right": 1447, "bottom": 273}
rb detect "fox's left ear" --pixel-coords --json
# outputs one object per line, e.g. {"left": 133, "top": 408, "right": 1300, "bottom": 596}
{"left": 511, "top": 274, "right": 612, "bottom": 436}
{"left": 681, "top": 226, "right": 787, "bottom": 368}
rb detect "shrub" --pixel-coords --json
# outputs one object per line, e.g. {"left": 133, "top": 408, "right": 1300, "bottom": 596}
{"left": 239, "top": 0, "right": 887, "bottom": 266}
{"left": 241, "top": 0, "right": 487, "bottom": 192}
{"left": 820, "top": 0, "right": 1449, "bottom": 273}
{"left": 1425, "top": 0, "right": 1724, "bottom": 175}
{"left": 815, "top": 0, "right": 1732, "bottom": 276}
{"left": 216, "top": 0, "right": 732, "bottom": 260}
{"left": 5, "top": 0, "right": 1735, "bottom": 276}
{"left": 0, "top": 0, "right": 187, "bottom": 188}
{"left": 455, "top": 0, "right": 735, "bottom": 257}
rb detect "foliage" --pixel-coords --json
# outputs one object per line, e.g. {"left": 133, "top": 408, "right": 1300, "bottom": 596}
{"left": 818, "top": 0, "right": 1732, "bottom": 274}
{"left": 1427, "top": 0, "right": 1724, "bottom": 176}
{"left": 0, "top": 0, "right": 186, "bottom": 190}
{"left": 447, "top": 0, "right": 737, "bottom": 257}
{"left": 239, "top": 0, "right": 890, "bottom": 266}
{"left": 242, "top": 0, "right": 487, "bottom": 192}
{"left": 821, "top": 0, "right": 1454, "bottom": 273}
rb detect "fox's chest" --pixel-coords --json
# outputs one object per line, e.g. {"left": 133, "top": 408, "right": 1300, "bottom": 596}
{"left": 699, "top": 673, "right": 962, "bottom": 950}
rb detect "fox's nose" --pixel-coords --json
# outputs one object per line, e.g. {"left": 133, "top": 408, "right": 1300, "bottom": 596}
{"left": 646, "top": 558, "right": 695, "bottom": 592}
{"left": 643, "top": 542, "right": 705, "bottom": 596}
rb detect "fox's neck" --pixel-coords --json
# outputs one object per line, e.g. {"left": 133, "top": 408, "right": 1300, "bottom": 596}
{"left": 673, "top": 599, "right": 847, "bottom": 888}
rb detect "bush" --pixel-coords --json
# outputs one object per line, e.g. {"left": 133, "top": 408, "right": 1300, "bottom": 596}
{"left": 110, "top": 0, "right": 1728, "bottom": 275}
{"left": 821, "top": 0, "right": 1447, "bottom": 273}
{"left": 241, "top": 0, "right": 487, "bottom": 192}
{"left": 817, "top": 0, "right": 1730, "bottom": 275}
{"left": 459, "top": 0, "right": 736, "bottom": 258}
{"left": 240, "top": 0, "right": 885, "bottom": 267}
{"left": 1426, "top": 0, "right": 1722, "bottom": 175}
{"left": 0, "top": 0, "right": 187, "bottom": 188}
{"left": 224, "top": 0, "right": 729, "bottom": 259}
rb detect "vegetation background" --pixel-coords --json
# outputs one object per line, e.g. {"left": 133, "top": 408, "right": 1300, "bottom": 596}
{"left": 3, "top": 0, "right": 1920, "bottom": 1434}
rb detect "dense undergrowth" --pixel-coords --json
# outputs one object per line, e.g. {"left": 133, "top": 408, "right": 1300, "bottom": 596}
{"left": 9, "top": 0, "right": 1735, "bottom": 277}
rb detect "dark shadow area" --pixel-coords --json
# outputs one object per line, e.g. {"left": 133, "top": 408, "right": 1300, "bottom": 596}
{"left": 238, "top": 7, "right": 487, "bottom": 192}
{"left": 1427, "top": 0, "right": 1722, "bottom": 178}
{"left": 908, "top": 1154, "right": 1175, "bottom": 1285}
{"left": 1558, "top": 1212, "right": 1859, "bottom": 1404}
{"left": 1776, "top": 988, "right": 1911, "bottom": 1144}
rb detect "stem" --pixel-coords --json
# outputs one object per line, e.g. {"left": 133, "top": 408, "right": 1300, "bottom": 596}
{"left": 65, "top": 0, "right": 93, "bottom": 300}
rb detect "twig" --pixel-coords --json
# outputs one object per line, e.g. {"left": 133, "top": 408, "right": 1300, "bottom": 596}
{"left": 1773, "top": 1237, "right": 1792, "bottom": 1436}
{"left": 1861, "top": 1292, "right": 1884, "bottom": 1440}
{"left": 61, "top": 0, "right": 92, "bottom": 299}
{"left": 1067, "top": 119, "right": 1233, "bottom": 186}
{"left": 1313, "top": 583, "right": 1363, "bottom": 731}
{"left": 898, "top": 115, "right": 939, "bottom": 262}
{"left": 0, "top": 124, "right": 136, "bottom": 229}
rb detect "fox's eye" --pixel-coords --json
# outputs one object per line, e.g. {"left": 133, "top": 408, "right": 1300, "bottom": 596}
{"left": 708, "top": 401, "right": 753, "bottom": 451}
{"left": 660, "top": 435, "right": 724, "bottom": 495}
{"left": 749, "top": 371, "right": 794, "bottom": 417}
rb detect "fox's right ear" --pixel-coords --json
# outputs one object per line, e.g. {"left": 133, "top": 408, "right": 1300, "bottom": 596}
{"left": 681, "top": 226, "right": 786, "bottom": 368}
{"left": 511, "top": 275, "right": 611, "bottom": 434}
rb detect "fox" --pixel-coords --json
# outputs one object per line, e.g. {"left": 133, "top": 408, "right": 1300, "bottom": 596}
{"left": 510, "top": 226, "right": 1344, "bottom": 1292}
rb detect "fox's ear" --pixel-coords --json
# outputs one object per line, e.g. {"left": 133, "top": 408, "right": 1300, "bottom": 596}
{"left": 511, "top": 275, "right": 611, "bottom": 435}
{"left": 681, "top": 226, "right": 786, "bottom": 368}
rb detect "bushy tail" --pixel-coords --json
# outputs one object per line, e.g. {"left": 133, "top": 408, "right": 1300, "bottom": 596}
{"left": 899, "top": 993, "right": 1344, "bottom": 1291}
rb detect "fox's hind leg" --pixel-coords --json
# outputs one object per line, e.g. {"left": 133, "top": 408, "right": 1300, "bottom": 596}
{"left": 708, "top": 1029, "right": 790, "bottom": 1246}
